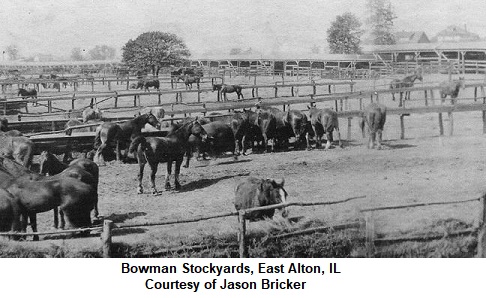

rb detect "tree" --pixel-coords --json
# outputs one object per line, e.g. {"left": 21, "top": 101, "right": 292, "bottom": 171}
{"left": 229, "top": 48, "right": 242, "bottom": 55}
{"left": 122, "top": 31, "right": 190, "bottom": 76}
{"left": 327, "top": 13, "right": 363, "bottom": 54}
{"left": 71, "top": 47, "right": 85, "bottom": 61}
{"left": 6, "top": 45, "right": 19, "bottom": 61}
{"left": 89, "top": 45, "right": 116, "bottom": 60}
{"left": 366, "top": 0, "right": 397, "bottom": 45}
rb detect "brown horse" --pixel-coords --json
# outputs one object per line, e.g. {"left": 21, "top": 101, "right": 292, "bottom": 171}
{"left": 390, "top": 73, "right": 423, "bottom": 106}
{"left": 213, "top": 84, "right": 244, "bottom": 101}
{"left": 0, "top": 133, "right": 34, "bottom": 168}
{"left": 129, "top": 119, "right": 208, "bottom": 194}
{"left": 0, "top": 189, "right": 22, "bottom": 236}
{"left": 94, "top": 112, "right": 160, "bottom": 165}
{"left": 183, "top": 75, "right": 200, "bottom": 90}
{"left": 308, "top": 106, "right": 342, "bottom": 149}
{"left": 439, "top": 77, "right": 465, "bottom": 104}
{"left": 38, "top": 150, "right": 100, "bottom": 220}
{"left": 359, "top": 103, "right": 387, "bottom": 149}
{"left": 0, "top": 158, "right": 96, "bottom": 240}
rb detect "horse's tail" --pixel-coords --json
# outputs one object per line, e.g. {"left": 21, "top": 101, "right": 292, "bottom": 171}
{"left": 129, "top": 136, "right": 147, "bottom": 153}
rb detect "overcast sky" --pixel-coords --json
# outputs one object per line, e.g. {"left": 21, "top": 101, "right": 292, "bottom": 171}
{"left": 1, "top": 0, "right": 485, "bottom": 59}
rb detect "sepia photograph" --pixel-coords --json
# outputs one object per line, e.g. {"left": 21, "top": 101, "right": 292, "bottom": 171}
{"left": 1, "top": 0, "right": 486, "bottom": 259}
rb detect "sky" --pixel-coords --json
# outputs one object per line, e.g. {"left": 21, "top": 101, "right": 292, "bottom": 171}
{"left": 1, "top": 0, "right": 485, "bottom": 60}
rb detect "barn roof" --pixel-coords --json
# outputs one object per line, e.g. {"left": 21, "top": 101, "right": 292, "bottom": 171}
{"left": 363, "top": 41, "right": 486, "bottom": 53}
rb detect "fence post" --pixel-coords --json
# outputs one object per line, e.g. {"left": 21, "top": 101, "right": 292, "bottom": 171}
{"left": 477, "top": 195, "right": 486, "bottom": 257}
{"left": 481, "top": 86, "right": 486, "bottom": 134}
{"left": 448, "top": 111, "right": 454, "bottom": 136}
{"left": 400, "top": 114, "right": 405, "bottom": 140}
{"left": 347, "top": 117, "right": 352, "bottom": 140}
{"left": 102, "top": 220, "right": 113, "bottom": 258}
{"left": 364, "top": 211, "right": 375, "bottom": 257}
{"left": 238, "top": 211, "right": 248, "bottom": 258}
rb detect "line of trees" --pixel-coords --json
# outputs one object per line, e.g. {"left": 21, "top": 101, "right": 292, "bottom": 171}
{"left": 70, "top": 45, "right": 117, "bottom": 61}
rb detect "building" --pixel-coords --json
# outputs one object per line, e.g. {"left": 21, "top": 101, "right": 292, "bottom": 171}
{"left": 432, "top": 25, "right": 480, "bottom": 43}
{"left": 395, "top": 31, "right": 430, "bottom": 44}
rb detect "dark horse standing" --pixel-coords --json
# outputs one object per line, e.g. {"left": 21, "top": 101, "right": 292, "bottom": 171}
{"left": 93, "top": 112, "right": 160, "bottom": 165}
{"left": 18, "top": 88, "right": 37, "bottom": 100}
{"left": 183, "top": 75, "right": 200, "bottom": 89}
{"left": 389, "top": 73, "right": 423, "bottom": 107}
{"left": 212, "top": 84, "right": 244, "bottom": 101}
{"left": 129, "top": 119, "right": 208, "bottom": 194}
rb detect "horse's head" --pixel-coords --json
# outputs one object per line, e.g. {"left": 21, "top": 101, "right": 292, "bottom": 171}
{"left": 416, "top": 74, "right": 423, "bottom": 82}
{"left": 190, "top": 119, "right": 208, "bottom": 142}
{"left": 144, "top": 112, "right": 161, "bottom": 129}
{"left": 212, "top": 84, "right": 222, "bottom": 92}
{"left": 38, "top": 150, "right": 53, "bottom": 175}
{"left": 264, "top": 178, "right": 288, "bottom": 218}
{"left": 17, "top": 88, "right": 25, "bottom": 95}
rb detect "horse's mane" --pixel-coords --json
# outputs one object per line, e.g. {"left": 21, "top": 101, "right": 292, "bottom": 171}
{"left": 167, "top": 119, "right": 198, "bottom": 137}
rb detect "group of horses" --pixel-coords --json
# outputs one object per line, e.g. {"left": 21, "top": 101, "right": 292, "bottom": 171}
{"left": 389, "top": 71, "right": 466, "bottom": 106}
{"left": 0, "top": 69, "right": 469, "bottom": 240}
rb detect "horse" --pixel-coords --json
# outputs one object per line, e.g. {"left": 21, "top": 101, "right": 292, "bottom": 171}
{"left": 0, "top": 189, "right": 22, "bottom": 236}
{"left": 38, "top": 150, "right": 100, "bottom": 221}
{"left": 255, "top": 109, "right": 277, "bottom": 152}
{"left": 307, "top": 106, "right": 342, "bottom": 149}
{"left": 82, "top": 107, "right": 103, "bottom": 123}
{"left": 389, "top": 73, "right": 423, "bottom": 106}
{"left": 0, "top": 134, "right": 34, "bottom": 168}
{"left": 17, "top": 88, "right": 37, "bottom": 100}
{"left": 184, "top": 75, "right": 200, "bottom": 90}
{"left": 0, "top": 118, "right": 21, "bottom": 136}
{"left": 231, "top": 110, "right": 261, "bottom": 156}
{"left": 93, "top": 112, "right": 160, "bottom": 165}
{"left": 360, "top": 103, "right": 387, "bottom": 149}
{"left": 129, "top": 119, "right": 208, "bottom": 194}
{"left": 212, "top": 84, "right": 243, "bottom": 101}
{"left": 285, "top": 110, "right": 311, "bottom": 150}
{"left": 137, "top": 79, "right": 160, "bottom": 91}
{"left": 181, "top": 121, "right": 236, "bottom": 168}
{"left": 439, "top": 77, "right": 465, "bottom": 104}
{"left": 0, "top": 158, "right": 96, "bottom": 240}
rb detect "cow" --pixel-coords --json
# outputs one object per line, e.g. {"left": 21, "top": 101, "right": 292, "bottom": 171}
{"left": 308, "top": 105, "right": 342, "bottom": 149}
{"left": 359, "top": 103, "right": 387, "bottom": 149}
{"left": 234, "top": 177, "right": 288, "bottom": 221}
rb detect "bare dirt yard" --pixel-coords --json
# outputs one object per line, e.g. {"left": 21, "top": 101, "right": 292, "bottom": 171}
{"left": 2, "top": 73, "right": 485, "bottom": 257}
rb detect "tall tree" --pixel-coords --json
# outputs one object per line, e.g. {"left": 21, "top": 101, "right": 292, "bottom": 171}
{"left": 122, "top": 31, "right": 190, "bottom": 76}
{"left": 71, "top": 47, "right": 85, "bottom": 61}
{"left": 89, "top": 45, "right": 116, "bottom": 60}
{"left": 327, "top": 13, "right": 363, "bottom": 54}
{"left": 366, "top": 0, "right": 397, "bottom": 45}
{"left": 6, "top": 45, "right": 19, "bottom": 61}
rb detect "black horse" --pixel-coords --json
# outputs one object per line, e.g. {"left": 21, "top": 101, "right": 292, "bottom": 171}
{"left": 93, "top": 112, "right": 160, "bottom": 165}
{"left": 129, "top": 119, "right": 208, "bottom": 194}
{"left": 212, "top": 84, "right": 244, "bottom": 101}
{"left": 18, "top": 88, "right": 37, "bottom": 99}
{"left": 183, "top": 75, "right": 200, "bottom": 89}
{"left": 389, "top": 73, "right": 423, "bottom": 106}
{"left": 136, "top": 79, "right": 160, "bottom": 91}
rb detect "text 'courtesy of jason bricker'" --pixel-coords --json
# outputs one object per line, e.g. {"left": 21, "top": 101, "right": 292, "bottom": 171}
{"left": 121, "top": 262, "right": 342, "bottom": 292}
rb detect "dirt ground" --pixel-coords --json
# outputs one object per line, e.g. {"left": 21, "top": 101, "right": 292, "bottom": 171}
{"left": 3, "top": 73, "right": 486, "bottom": 254}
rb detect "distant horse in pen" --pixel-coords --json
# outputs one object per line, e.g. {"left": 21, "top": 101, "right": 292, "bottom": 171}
{"left": 213, "top": 84, "right": 244, "bottom": 101}
{"left": 360, "top": 103, "right": 387, "bottom": 149}
{"left": 307, "top": 104, "right": 342, "bottom": 150}
{"left": 389, "top": 72, "right": 423, "bottom": 107}
{"left": 17, "top": 88, "right": 37, "bottom": 100}
{"left": 136, "top": 79, "right": 160, "bottom": 91}
{"left": 439, "top": 77, "right": 465, "bottom": 104}
{"left": 183, "top": 75, "right": 200, "bottom": 89}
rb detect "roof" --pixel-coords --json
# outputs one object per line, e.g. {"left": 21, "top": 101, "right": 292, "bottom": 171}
{"left": 435, "top": 25, "right": 480, "bottom": 38}
{"left": 363, "top": 41, "right": 486, "bottom": 53}
{"left": 395, "top": 31, "right": 430, "bottom": 44}
{"left": 191, "top": 52, "right": 376, "bottom": 62}
{"left": 0, "top": 60, "right": 121, "bottom": 68}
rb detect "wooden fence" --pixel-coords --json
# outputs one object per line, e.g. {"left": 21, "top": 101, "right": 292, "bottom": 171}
{"left": 2, "top": 193, "right": 484, "bottom": 258}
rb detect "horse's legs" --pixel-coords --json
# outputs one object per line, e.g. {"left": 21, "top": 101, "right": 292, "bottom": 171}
{"left": 335, "top": 128, "right": 343, "bottom": 148}
{"left": 376, "top": 129, "right": 383, "bottom": 150}
{"left": 148, "top": 161, "right": 159, "bottom": 194}
{"left": 325, "top": 131, "right": 332, "bottom": 150}
{"left": 369, "top": 131, "right": 376, "bottom": 149}
{"left": 262, "top": 133, "right": 269, "bottom": 152}
{"left": 174, "top": 159, "right": 183, "bottom": 190}
{"left": 94, "top": 144, "right": 106, "bottom": 166}
{"left": 59, "top": 209, "right": 66, "bottom": 229}
{"left": 115, "top": 140, "right": 122, "bottom": 162}
{"left": 183, "top": 146, "right": 192, "bottom": 168}
{"left": 53, "top": 207, "right": 59, "bottom": 229}
{"left": 137, "top": 156, "right": 146, "bottom": 194}
{"left": 30, "top": 214, "right": 39, "bottom": 241}
{"left": 165, "top": 161, "right": 173, "bottom": 190}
